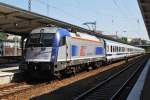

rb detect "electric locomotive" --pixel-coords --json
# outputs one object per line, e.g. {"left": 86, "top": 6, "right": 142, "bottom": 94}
{"left": 20, "top": 27, "right": 106, "bottom": 77}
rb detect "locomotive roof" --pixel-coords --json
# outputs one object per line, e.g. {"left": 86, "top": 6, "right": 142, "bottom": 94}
{"left": 70, "top": 32, "right": 102, "bottom": 42}
{"left": 31, "top": 27, "right": 58, "bottom": 34}
{"left": 30, "top": 27, "right": 102, "bottom": 43}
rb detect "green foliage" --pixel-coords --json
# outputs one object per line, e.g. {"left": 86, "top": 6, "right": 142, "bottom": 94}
{"left": 144, "top": 47, "right": 150, "bottom": 53}
{"left": 117, "top": 37, "right": 128, "bottom": 44}
{"left": 0, "top": 32, "right": 7, "bottom": 40}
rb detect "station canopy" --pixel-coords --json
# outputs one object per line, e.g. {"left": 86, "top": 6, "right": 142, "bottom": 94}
{"left": 0, "top": 2, "right": 131, "bottom": 43}
{"left": 0, "top": 2, "right": 90, "bottom": 37}
{"left": 138, "top": 0, "right": 150, "bottom": 38}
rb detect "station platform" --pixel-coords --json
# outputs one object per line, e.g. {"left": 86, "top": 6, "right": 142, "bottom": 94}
{"left": 127, "top": 58, "right": 150, "bottom": 100}
{"left": 0, "top": 65, "right": 20, "bottom": 84}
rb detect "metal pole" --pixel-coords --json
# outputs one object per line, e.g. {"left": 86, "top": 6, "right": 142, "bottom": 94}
{"left": 28, "top": 0, "right": 31, "bottom": 11}
{"left": 46, "top": 4, "right": 50, "bottom": 16}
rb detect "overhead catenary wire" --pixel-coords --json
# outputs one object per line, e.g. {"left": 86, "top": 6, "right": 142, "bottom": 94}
{"left": 112, "top": 0, "right": 128, "bottom": 17}
{"left": 34, "top": 0, "right": 86, "bottom": 23}
{"left": 25, "top": 0, "right": 146, "bottom": 39}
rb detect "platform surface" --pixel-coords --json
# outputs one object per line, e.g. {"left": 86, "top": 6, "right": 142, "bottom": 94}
{"left": 127, "top": 58, "right": 150, "bottom": 100}
{"left": 0, "top": 65, "right": 19, "bottom": 84}
{"left": 140, "top": 59, "right": 150, "bottom": 100}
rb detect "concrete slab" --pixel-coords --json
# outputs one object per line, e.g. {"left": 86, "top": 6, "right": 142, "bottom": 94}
{"left": 0, "top": 66, "right": 20, "bottom": 84}
{"left": 0, "top": 66, "right": 18, "bottom": 72}
{"left": 0, "top": 72, "right": 14, "bottom": 84}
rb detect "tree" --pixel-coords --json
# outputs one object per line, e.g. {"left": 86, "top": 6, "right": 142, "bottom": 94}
{"left": 117, "top": 37, "right": 128, "bottom": 44}
{"left": 0, "top": 32, "right": 8, "bottom": 40}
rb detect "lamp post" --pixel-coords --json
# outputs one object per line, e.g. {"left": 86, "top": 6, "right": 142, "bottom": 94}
{"left": 122, "top": 30, "right": 127, "bottom": 37}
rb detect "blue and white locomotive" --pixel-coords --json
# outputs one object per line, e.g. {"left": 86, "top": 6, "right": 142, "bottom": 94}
{"left": 19, "top": 27, "right": 145, "bottom": 77}
{"left": 20, "top": 27, "right": 106, "bottom": 77}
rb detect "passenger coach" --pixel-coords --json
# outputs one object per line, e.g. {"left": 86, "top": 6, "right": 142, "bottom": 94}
{"left": 105, "top": 39, "right": 144, "bottom": 61}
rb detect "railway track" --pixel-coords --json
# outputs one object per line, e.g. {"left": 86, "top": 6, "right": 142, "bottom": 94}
{"left": 0, "top": 82, "right": 32, "bottom": 98}
{"left": 0, "top": 55, "right": 145, "bottom": 100}
{"left": 0, "top": 80, "right": 55, "bottom": 99}
{"left": 74, "top": 55, "right": 148, "bottom": 100}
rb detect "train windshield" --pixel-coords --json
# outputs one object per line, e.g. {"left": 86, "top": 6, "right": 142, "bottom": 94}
{"left": 27, "top": 33, "right": 55, "bottom": 47}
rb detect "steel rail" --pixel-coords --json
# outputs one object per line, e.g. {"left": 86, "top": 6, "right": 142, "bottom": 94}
{"left": 110, "top": 57, "right": 148, "bottom": 100}
{"left": 74, "top": 56, "right": 145, "bottom": 100}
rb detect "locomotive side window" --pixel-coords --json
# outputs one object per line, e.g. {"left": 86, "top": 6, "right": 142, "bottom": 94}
{"left": 106, "top": 45, "right": 109, "bottom": 52}
{"left": 59, "top": 37, "right": 66, "bottom": 46}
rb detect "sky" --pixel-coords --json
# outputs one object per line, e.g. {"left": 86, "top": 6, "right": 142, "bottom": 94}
{"left": 0, "top": 0, "right": 149, "bottom": 40}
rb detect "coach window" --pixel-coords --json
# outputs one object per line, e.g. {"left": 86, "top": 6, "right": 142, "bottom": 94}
{"left": 111, "top": 46, "right": 112, "bottom": 52}
{"left": 107, "top": 46, "right": 109, "bottom": 52}
{"left": 117, "top": 46, "right": 118, "bottom": 52}
{"left": 113, "top": 46, "right": 115, "bottom": 52}
{"left": 113, "top": 46, "right": 114, "bottom": 52}
{"left": 120, "top": 47, "right": 121, "bottom": 52}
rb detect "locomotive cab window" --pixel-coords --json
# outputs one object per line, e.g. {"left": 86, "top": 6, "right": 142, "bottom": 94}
{"left": 43, "top": 33, "right": 55, "bottom": 46}
{"left": 27, "top": 33, "right": 55, "bottom": 47}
